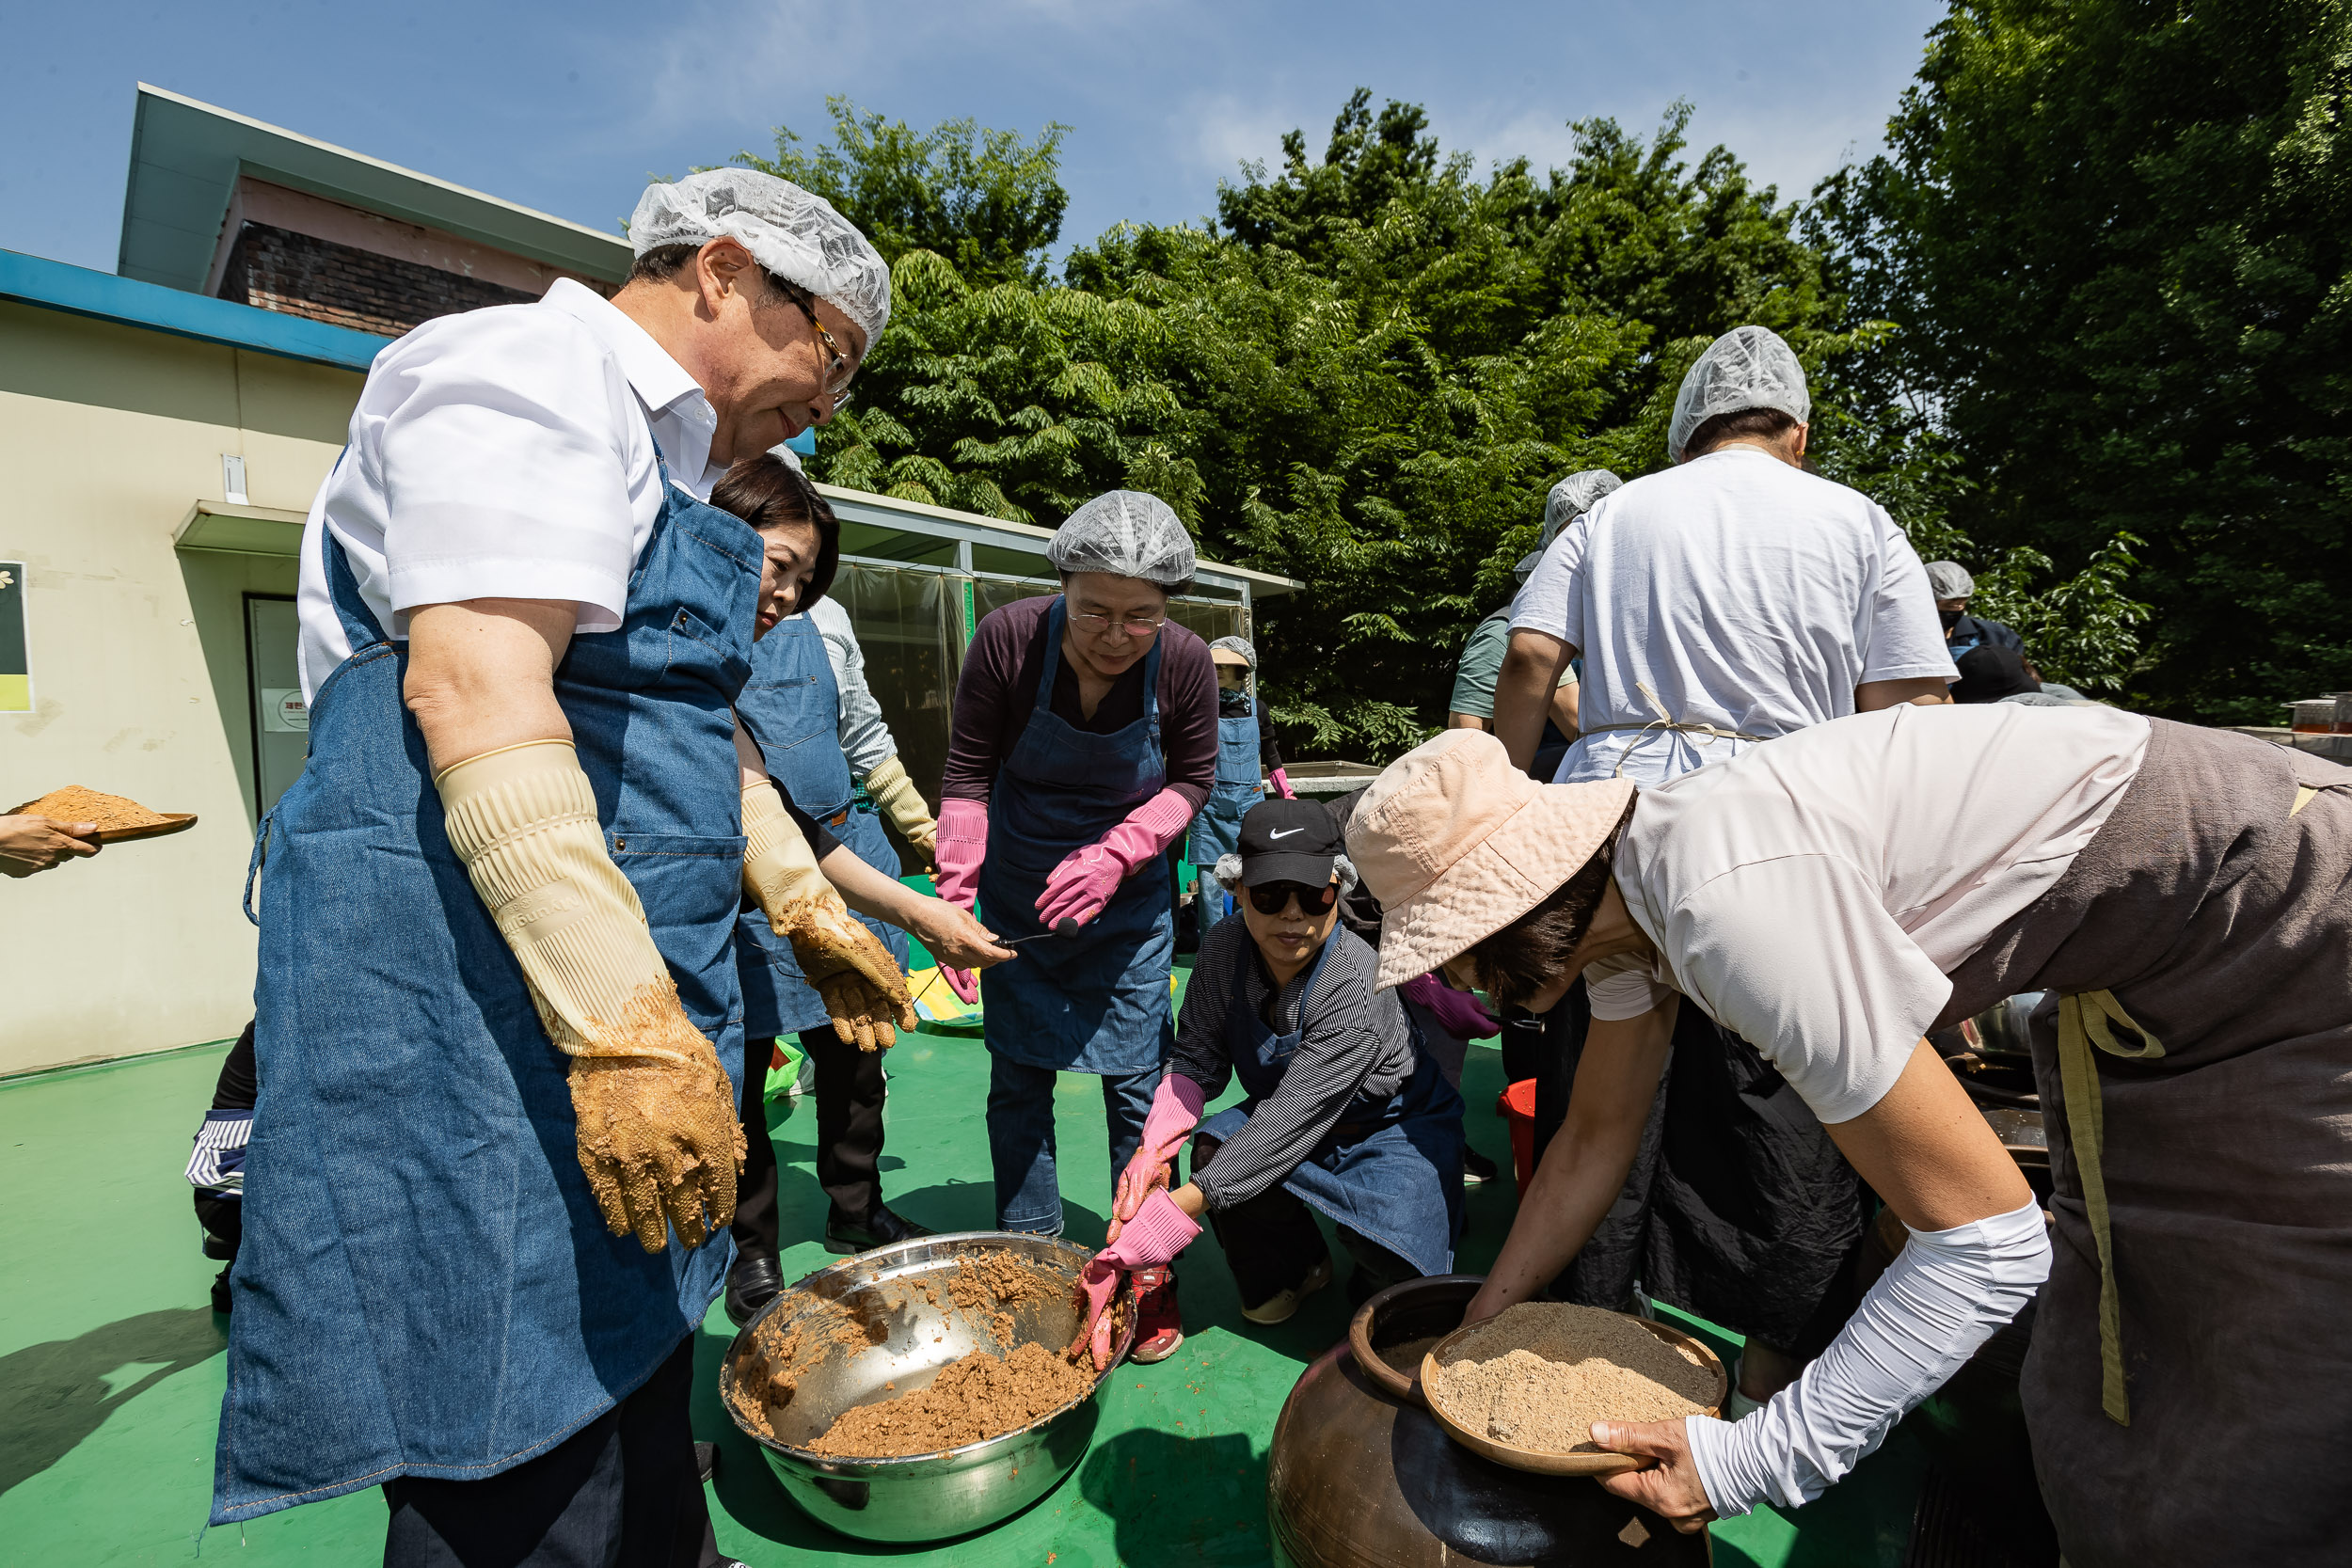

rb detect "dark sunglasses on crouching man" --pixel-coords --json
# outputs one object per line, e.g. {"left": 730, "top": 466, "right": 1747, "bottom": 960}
{"left": 1233, "top": 797, "right": 1347, "bottom": 909}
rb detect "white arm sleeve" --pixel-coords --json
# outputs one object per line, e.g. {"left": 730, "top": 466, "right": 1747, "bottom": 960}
{"left": 1859, "top": 516, "right": 1962, "bottom": 685}
{"left": 1685, "top": 1196, "right": 2050, "bottom": 1516}
{"left": 810, "top": 599, "right": 897, "bottom": 774}
{"left": 1508, "top": 515, "right": 1591, "bottom": 645}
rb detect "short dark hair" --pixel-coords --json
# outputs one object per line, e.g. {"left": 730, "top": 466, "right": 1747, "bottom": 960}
{"left": 1684, "top": 406, "right": 1799, "bottom": 458}
{"left": 628, "top": 243, "right": 808, "bottom": 316}
{"left": 1467, "top": 796, "right": 1639, "bottom": 1009}
{"left": 710, "top": 455, "right": 840, "bottom": 610}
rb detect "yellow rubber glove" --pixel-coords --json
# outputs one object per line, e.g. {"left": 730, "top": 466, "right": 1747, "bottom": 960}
{"left": 436, "top": 740, "right": 741, "bottom": 1254}
{"left": 860, "top": 754, "right": 937, "bottom": 862}
{"left": 741, "top": 781, "right": 917, "bottom": 1051}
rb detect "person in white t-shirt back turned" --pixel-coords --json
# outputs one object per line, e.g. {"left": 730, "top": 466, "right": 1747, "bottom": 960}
{"left": 1486, "top": 326, "right": 1958, "bottom": 1416}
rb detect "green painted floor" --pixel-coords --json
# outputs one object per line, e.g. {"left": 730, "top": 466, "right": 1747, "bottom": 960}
{"left": 0, "top": 1016, "right": 1926, "bottom": 1565}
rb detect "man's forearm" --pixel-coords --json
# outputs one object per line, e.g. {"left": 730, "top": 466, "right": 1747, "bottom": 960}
{"left": 1549, "top": 678, "right": 1581, "bottom": 742}
{"left": 1494, "top": 630, "right": 1573, "bottom": 772}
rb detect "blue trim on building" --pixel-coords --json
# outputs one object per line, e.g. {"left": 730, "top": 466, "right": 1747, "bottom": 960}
{"left": 0, "top": 249, "right": 389, "bottom": 371}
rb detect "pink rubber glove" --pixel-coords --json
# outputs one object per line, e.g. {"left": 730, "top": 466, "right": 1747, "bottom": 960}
{"left": 1109, "top": 1075, "right": 1208, "bottom": 1241}
{"left": 934, "top": 798, "right": 988, "bottom": 1003}
{"left": 1403, "top": 972, "right": 1502, "bottom": 1040}
{"left": 1073, "top": 1189, "right": 1202, "bottom": 1370}
{"left": 1036, "top": 788, "right": 1196, "bottom": 929}
{"left": 1269, "top": 767, "right": 1295, "bottom": 800}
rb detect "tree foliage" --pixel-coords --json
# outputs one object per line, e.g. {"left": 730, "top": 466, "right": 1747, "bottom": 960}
{"left": 1812, "top": 0, "right": 2351, "bottom": 721}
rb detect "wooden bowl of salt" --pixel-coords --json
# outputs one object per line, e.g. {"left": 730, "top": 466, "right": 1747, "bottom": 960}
{"left": 1420, "top": 1301, "right": 1728, "bottom": 1477}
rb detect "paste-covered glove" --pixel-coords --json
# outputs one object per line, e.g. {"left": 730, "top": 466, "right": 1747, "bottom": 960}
{"left": 741, "top": 781, "right": 916, "bottom": 1051}
{"left": 933, "top": 797, "right": 988, "bottom": 1003}
{"left": 1073, "top": 1189, "right": 1202, "bottom": 1370}
{"left": 437, "top": 739, "right": 741, "bottom": 1254}
{"left": 1037, "top": 788, "right": 1196, "bottom": 929}
{"left": 860, "top": 754, "right": 937, "bottom": 862}
{"left": 1402, "top": 972, "right": 1502, "bottom": 1040}
{"left": 1108, "top": 1074, "right": 1207, "bottom": 1243}
{"left": 1269, "top": 767, "right": 1295, "bottom": 800}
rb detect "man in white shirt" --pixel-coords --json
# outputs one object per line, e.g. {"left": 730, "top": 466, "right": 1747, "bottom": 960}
{"left": 1486, "top": 326, "right": 1958, "bottom": 1411}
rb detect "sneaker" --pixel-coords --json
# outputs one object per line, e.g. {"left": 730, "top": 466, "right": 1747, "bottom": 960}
{"left": 1126, "top": 1266, "right": 1184, "bottom": 1363}
{"left": 1462, "top": 1146, "right": 1499, "bottom": 1186}
{"left": 1240, "top": 1254, "right": 1332, "bottom": 1325}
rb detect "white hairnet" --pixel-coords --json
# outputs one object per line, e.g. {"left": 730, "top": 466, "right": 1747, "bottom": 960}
{"left": 1210, "top": 635, "right": 1258, "bottom": 668}
{"left": 1925, "top": 561, "right": 1975, "bottom": 600}
{"left": 1540, "top": 469, "right": 1624, "bottom": 545}
{"left": 1048, "top": 491, "right": 1197, "bottom": 588}
{"left": 630, "top": 168, "right": 891, "bottom": 351}
{"left": 1668, "top": 325, "right": 1811, "bottom": 461}
{"left": 1513, "top": 548, "right": 1548, "bottom": 583}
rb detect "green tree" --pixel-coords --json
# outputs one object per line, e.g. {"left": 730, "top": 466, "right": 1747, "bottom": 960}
{"left": 732, "top": 98, "right": 1071, "bottom": 287}
{"left": 1813, "top": 0, "right": 2352, "bottom": 721}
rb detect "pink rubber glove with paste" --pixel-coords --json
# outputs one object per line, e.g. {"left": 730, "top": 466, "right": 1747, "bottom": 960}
{"left": 932, "top": 798, "right": 989, "bottom": 1004}
{"left": 1108, "top": 1074, "right": 1207, "bottom": 1242}
{"left": 1269, "top": 767, "right": 1295, "bottom": 800}
{"left": 1402, "top": 972, "right": 1502, "bottom": 1040}
{"left": 1036, "top": 788, "right": 1196, "bottom": 929}
{"left": 1073, "top": 1189, "right": 1201, "bottom": 1370}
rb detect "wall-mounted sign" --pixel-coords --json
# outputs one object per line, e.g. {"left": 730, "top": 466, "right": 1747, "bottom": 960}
{"left": 0, "top": 562, "right": 27, "bottom": 713}
{"left": 261, "top": 687, "right": 309, "bottom": 733}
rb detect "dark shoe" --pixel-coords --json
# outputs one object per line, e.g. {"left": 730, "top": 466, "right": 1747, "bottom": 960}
{"left": 824, "top": 1205, "right": 934, "bottom": 1255}
{"left": 209, "top": 1264, "right": 233, "bottom": 1315}
{"left": 724, "top": 1252, "right": 783, "bottom": 1327}
{"left": 694, "top": 1441, "right": 718, "bottom": 1485}
{"left": 1462, "top": 1146, "right": 1499, "bottom": 1185}
{"left": 1127, "top": 1266, "right": 1184, "bottom": 1362}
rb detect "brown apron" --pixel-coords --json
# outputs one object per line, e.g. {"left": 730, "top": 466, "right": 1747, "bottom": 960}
{"left": 1934, "top": 718, "right": 2352, "bottom": 1568}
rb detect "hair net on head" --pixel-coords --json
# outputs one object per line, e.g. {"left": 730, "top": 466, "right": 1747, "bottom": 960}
{"left": 1048, "top": 491, "right": 1197, "bottom": 589}
{"left": 1540, "top": 469, "right": 1624, "bottom": 546}
{"left": 630, "top": 168, "right": 891, "bottom": 351}
{"left": 1925, "top": 561, "right": 1975, "bottom": 600}
{"left": 1513, "top": 548, "right": 1548, "bottom": 584}
{"left": 1210, "top": 635, "right": 1257, "bottom": 669}
{"left": 1668, "top": 325, "right": 1811, "bottom": 461}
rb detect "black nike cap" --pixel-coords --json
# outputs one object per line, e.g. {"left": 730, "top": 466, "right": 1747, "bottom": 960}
{"left": 1235, "top": 797, "right": 1345, "bottom": 886}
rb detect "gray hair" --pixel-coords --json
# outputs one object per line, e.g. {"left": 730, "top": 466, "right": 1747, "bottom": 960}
{"left": 1213, "top": 852, "right": 1359, "bottom": 895}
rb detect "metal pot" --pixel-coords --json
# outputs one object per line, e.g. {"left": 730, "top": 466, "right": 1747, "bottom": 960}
{"left": 719, "top": 1230, "right": 1136, "bottom": 1544}
{"left": 1266, "top": 1275, "right": 1706, "bottom": 1566}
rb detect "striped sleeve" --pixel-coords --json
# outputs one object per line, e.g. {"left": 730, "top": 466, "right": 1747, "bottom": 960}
{"left": 185, "top": 1109, "right": 252, "bottom": 1194}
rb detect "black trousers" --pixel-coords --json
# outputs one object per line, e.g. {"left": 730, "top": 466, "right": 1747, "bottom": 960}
{"left": 1551, "top": 1001, "right": 1866, "bottom": 1356}
{"left": 734, "top": 1025, "right": 888, "bottom": 1260}
{"left": 1190, "top": 1133, "right": 1418, "bottom": 1310}
{"left": 382, "top": 1334, "right": 718, "bottom": 1568}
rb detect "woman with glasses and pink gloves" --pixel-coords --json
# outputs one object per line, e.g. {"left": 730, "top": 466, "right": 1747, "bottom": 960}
{"left": 931, "top": 491, "right": 1218, "bottom": 1363}
{"left": 1072, "top": 796, "right": 1466, "bottom": 1368}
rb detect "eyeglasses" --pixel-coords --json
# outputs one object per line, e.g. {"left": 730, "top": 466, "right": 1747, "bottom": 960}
{"left": 783, "top": 290, "right": 857, "bottom": 407}
{"left": 1247, "top": 881, "right": 1340, "bottom": 916}
{"left": 1070, "top": 610, "right": 1166, "bottom": 639}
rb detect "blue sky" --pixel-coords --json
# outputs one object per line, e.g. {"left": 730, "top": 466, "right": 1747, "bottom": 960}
{"left": 4, "top": 0, "right": 1947, "bottom": 277}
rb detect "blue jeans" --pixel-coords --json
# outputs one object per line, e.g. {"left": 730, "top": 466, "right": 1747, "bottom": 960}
{"left": 988, "top": 1056, "right": 1157, "bottom": 1234}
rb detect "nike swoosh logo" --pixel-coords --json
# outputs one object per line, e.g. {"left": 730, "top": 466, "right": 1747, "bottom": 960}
{"left": 1268, "top": 828, "right": 1305, "bottom": 839}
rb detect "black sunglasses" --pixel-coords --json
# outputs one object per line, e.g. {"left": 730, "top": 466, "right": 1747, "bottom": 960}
{"left": 1246, "top": 880, "right": 1340, "bottom": 916}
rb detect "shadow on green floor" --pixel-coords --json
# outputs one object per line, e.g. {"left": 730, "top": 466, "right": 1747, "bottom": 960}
{"left": 0, "top": 1307, "right": 226, "bottom": 1497}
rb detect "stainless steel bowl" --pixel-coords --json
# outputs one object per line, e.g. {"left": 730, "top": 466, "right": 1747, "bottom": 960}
{"left": 720, "top": 1230, "right": 1135, "bottom": 1544}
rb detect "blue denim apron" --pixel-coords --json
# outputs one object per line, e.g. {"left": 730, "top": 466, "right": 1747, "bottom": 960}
{"left": 1197, "top": 935, "right": 1465, "bottom": 1277}
{"left": 215, "top": 472, "right": 758, "bottom": 1525}
{"left": 732, "top": 611, "right": 909, "bottom": 1039}
{"left": 977, "top": 595, "right": 1173, "bottom": 1075}
{"left": 1185, "top": 708, "right": 1263, "bottom": 866}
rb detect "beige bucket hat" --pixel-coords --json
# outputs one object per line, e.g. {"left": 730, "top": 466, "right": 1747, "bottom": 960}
{"left": 1343, "top": 731, "right": 1635, "bottom": 990}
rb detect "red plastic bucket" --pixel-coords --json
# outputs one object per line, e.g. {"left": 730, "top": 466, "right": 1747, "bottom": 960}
{"left": 1501, "top": 1077, "right": 1539, "bottom": 1196}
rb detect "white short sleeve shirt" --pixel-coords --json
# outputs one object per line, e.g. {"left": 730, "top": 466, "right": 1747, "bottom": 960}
{"left": 295, "top": 279, "right": 728, "bottom": 700}
{"left": 804, "top": 596, "right": 897, "bottom": 775}
{"left": 1595, "top": 703, "right": 2153, "bottom": 1122}
{"left": 1510, "top": 450, "right": 1958, "bottom": 788}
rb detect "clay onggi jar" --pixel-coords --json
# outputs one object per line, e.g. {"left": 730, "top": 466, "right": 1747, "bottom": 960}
{"left": 1266, "top": 1275, "right": 1708, "bottom": 1566}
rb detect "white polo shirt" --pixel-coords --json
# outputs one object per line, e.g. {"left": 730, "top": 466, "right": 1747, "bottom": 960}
{"left": 1510, "top": 449, "right": 1957, "bottom": 786}
{"left": 295, "top": 279, "right": 728, "bottom": 701}
{"left": 1584, "top": 703, "right": 2153, "bottom": 1123}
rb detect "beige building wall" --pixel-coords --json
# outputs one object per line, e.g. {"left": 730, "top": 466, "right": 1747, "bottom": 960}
{"left": 0, "top": 299, "right": 359, "bottom": 1074}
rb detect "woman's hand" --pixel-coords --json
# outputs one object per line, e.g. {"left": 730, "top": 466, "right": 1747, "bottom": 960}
{"left": 1592, "top": 1418, "right": 1717, "bottom": 1533}
{"left": 908, "top": 900, "right": 1016, "bottom": 972}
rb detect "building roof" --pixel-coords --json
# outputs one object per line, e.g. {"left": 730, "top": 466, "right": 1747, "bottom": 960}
{"left": 119, "top": 85, "right": 633, "bottom": 295}
{"left": 0, "top": 247, "right": 388, "bottom": 370}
